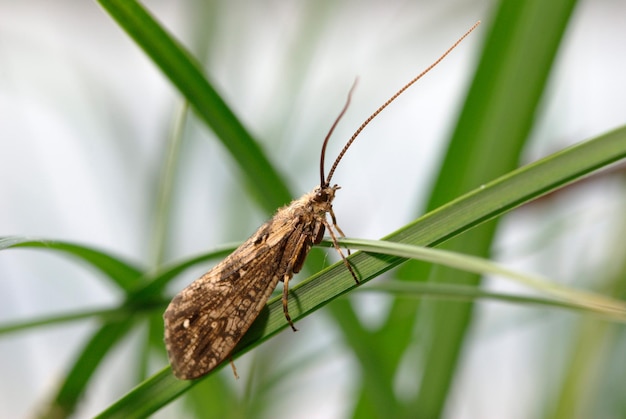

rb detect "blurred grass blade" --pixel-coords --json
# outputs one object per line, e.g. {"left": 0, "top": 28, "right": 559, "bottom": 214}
{"left": 96, "top": 124, "right": 626, "bottom": 416}
{"left": 342, "top": 238, "right": 626, "bottom": 321}
{"left": 39, "top": 321, "right": 134, "bottom": 418}
{"left": 96, "top": 0, "right": 292, "bottom": 212}
{"left": 149, "top": 103, "right": 189, "bottom": 269}
{"left": 334, "top": 2, "right": 578, "bottom": 410}
{"left": 551, "top": 219, "right": 626, "bottom": 418}
{"left": 0, "top": 237, "right": 144, "bottom": 293}
{"left": 393, "top": 1, "right": 580, "bottom": 417}
{"left": 0, "top": 243, "right": 241, "bottom": 334}
{"left": 0, "top": 305, "right": 163, "bottom": 335}
{"left": 364, "top": 281, "right": 611, "bottom": 313}
{"left": 382, "top": 125, "right": 626, "bottom": 247}
{"left": 94, "top": 368, "right": 195, "bottom": 419}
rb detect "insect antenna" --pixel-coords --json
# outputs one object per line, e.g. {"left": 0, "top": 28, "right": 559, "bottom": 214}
{"left": 319, "top": 79, "right": 359, "bottom": 187}
{"left": 325, "top": 20, "right": 481, "bottom": 185}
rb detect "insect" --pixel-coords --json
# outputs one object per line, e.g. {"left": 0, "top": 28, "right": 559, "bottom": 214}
{"left": 164, "top": 21, "right": 480, "bottom": 380}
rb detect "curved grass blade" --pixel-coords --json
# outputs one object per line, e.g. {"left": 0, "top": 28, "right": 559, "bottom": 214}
{"left": 0, "top": 237, "right": 144, "bottom": 293}
{"left": 224, "top": 126, "right": 626, "bottom": 365}
{"left": 95, "top": 367, "right": 195, "bottom": 419}
{"left": 96, "top": 0, "right": 292, "bottom": 212}
{"left": 406, "top": 1, "right": 580, "bottom": 416}
{"left": 38, "top": 320, "right": 135, "bottom": 418}
{"left": 0, "top": 243, "right": 237, "bottom": 335}
{"left": 364, "top": 281, "right": 601, "bottom": 313}
{"left": 342, "top": 238, "right": 626, "bottom": 321}
{"left": 0, "top": 304, "right": 163, "bottom": 335}
{"left": 96, "top": 125, "right": 626, "bottom": 416}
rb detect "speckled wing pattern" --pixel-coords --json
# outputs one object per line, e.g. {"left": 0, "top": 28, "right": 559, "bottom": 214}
{"left": 164, "top": 190, "right": 328, "bottom": 380}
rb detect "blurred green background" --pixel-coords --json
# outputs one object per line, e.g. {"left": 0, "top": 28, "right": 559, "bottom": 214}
{"left": 1, "top": 0, "right": 626, "bottom": 418}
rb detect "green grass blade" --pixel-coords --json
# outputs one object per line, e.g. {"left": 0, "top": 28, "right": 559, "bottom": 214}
{"left": 398, "top": 1, "right": 579, "bottom": 416}
{"left": 0, "top": 237, "right": 233, "bottom": 335}
{"left": 324, "top": 2, "right": 578, "bottom": 414}
{"left": 148, "top": 103, "right": 189, "bottom": 269}
{"left": 549, "top": 226, "right": 626, "bottom": 418}
{"left": 364, "top": 281, "right": 612, "bottom": 313}
{"left": 391, "top": 125, "right": 626, "bottom": 246}
{"left": 342, "top": 238, "right": 626, "bottom": 321}
{"left": 94, "top": 368, "right": 195, "bottom": 419}
{"left": 184, "top": 373, "right": 238, "bottom": 419}
{"left": 0, "top": 237, "right": 144, "bottom": 293}
{"left": 95, "top": 366, "right": 235, "bottom": 419}
{"left": 96, "top": 124, "right": 626, "bottom": 416}
{"left": 0, "top": 304, "right": 164, "bottom": 335}
{"left": 38, "top": 321, "right": 135, "bottom": 418}
{"left": 96, "top": 0, "right": 292, "bottom": 212}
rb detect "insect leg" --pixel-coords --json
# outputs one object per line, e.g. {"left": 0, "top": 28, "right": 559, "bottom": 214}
{"left": 283, "top": 232, "right": 310, "bottom": 332}
{"left": 328, "top": 206, "right": 351, "bottom": 256}
{"left": 229, "top": 357, "right": 240, "bottom": 379}
{"left": 323, "top": 218, "right": 359, "bottom": 284}
{"left": 282, "top": 272, "right": 298, "bottom": 332}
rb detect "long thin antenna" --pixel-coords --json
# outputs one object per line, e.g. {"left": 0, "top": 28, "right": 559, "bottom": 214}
{"left": 320, "top": 79, "right": 358, "bottom": 186}
{"left": 325, "top": 20, "right": 480, "bottom": 184}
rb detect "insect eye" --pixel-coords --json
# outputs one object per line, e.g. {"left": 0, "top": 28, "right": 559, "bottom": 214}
{"left": 315, "top": 190, "right": 328, "bottom": 202}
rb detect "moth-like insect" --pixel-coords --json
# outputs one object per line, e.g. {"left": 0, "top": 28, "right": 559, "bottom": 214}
{"left": 164, "top": 22, "right": 480, "bottom": 380}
